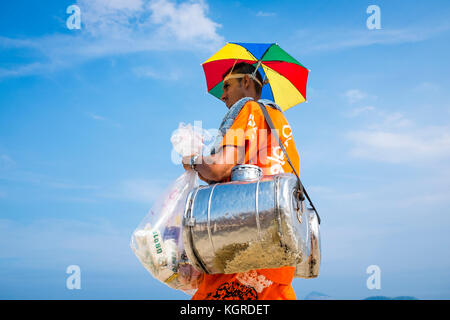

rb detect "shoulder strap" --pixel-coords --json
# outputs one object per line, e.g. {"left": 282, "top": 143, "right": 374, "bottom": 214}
{"left": 257, "top": 102, "right": 321, "bottom": 224}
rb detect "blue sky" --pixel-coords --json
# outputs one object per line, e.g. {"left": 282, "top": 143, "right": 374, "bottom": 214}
{"left": 1, "top": 0, "right": 449, "bottom": 299}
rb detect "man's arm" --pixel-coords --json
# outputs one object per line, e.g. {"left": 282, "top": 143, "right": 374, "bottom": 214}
{"left": 183, "top": 145, "right": 245, "bottom": 182}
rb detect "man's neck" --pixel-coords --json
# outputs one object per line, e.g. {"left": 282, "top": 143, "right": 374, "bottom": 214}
{"left": 227, "top": 95, "right": 261, "bottom": 109}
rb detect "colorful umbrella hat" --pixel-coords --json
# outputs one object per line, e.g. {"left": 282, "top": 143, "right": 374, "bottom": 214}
{"left": 202, "top": 42, "right": 309, "bottom": 111}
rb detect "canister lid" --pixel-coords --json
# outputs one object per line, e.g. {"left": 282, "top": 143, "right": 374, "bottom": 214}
{"left": 231, "top": 164, "right": 263, "bottom": 181}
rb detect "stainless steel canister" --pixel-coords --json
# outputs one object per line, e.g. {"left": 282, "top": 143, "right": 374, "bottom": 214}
{"left": 182, "top": 168, "right": 320, "bottom": 276}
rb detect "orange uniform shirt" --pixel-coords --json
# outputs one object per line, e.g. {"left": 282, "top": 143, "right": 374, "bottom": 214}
{"left": 192, "top": 100, "right": 300, "bottom": 300}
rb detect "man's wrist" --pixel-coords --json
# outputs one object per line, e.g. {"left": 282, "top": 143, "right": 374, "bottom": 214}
{"left": 190, "top": 154, "right": 200, "bottom": 171}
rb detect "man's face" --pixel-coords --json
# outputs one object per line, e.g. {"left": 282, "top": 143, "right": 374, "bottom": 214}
{"left": 221, "top": 77, "right": 246, "bottom": 109}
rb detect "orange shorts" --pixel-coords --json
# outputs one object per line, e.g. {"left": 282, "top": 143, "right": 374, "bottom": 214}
{"left": 192, "top": 267, "right": 297, "bottom": 300}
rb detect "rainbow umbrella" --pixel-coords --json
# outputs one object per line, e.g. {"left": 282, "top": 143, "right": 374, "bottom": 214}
{"left": 202, "top": 42, "right": 309, "bottom": 111}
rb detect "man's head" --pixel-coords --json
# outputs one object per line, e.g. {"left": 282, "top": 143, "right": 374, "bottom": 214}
{"left": 221, "top": 62, "right": 264, "bottom": 108}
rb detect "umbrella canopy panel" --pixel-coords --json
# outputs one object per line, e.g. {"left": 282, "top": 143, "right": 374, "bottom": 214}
{"left": 202, "top": 42, "right": 309, "bottom": 111}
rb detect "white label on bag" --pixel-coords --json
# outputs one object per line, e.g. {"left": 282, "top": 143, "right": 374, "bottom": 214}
{"left": 149, "top": 230, "right": 166, "bottom": 265}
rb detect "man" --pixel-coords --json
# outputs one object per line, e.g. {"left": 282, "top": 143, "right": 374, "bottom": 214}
{"left": 182, "top": 62, "right": 300, "bottom": 300}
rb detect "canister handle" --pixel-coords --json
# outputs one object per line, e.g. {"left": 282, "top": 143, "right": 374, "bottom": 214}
{"left": 295, "top": 189, "right": 303, "bottom": 224}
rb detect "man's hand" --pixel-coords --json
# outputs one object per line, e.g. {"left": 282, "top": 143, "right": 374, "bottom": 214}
{"left": 182, "top": 155, "right": 209, "bottom": 183}
{"left": 182, "top": 155, "right": 193, "bottom": 171}
{"left": 181, "top": 146, "right": 244, "bottom": 182}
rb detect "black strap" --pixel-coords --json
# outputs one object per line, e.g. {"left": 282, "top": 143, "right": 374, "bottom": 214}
{"left": 257, "top": 103, "right": 321, "bottom": 224}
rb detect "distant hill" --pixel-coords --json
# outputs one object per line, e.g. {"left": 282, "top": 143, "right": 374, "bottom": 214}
{"left": 304, "top": 291, "right": 333, "bottom": 300}
{"left": 364, "top": 296, "right": 419, "bottom": 300}
{"left": 304, "top": 291, "right": 419, "bottom": 300}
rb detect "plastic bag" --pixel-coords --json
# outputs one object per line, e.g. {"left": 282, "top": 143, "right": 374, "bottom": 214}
{"left": 170, "top": 122, "right": 215, "bottom": 157}
{"left": 131, "top": 122, "right": 210, "bottom": 295}
{"left": 130, "top": 170, "right": 203, "bottom": 294}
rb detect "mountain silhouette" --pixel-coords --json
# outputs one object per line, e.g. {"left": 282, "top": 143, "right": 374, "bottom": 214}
{"left": 364, "top": 295, "right": 419, "bottom": 300}
{"left": 303, "top": 291, "right": 419, "bottom": 300}
{"left": 304, "top": 291, "right": 333, "bottom": 300}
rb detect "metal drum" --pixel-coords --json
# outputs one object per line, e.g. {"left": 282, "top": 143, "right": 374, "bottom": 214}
{"left": 182, "top": 166, "right": 321, "bottom": 277}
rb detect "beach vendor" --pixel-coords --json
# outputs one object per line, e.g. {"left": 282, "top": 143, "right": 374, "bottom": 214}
{"left": 182, "top": 62, "right": 301, "bottom": 300}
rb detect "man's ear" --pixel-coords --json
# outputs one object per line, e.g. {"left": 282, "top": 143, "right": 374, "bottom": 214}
{"left": 242, "top": 74, "right": 251, "bottom": 89}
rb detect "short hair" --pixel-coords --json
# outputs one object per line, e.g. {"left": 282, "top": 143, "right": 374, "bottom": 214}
{"left": 222, "top": 62, "right": 264, "bottom": 95}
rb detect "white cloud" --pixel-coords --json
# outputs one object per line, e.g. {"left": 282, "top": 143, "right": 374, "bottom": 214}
{"left": 296, "top": 24, "right": 450, "bottom": 54}
{"left": 0, "top": 36, "right": 40, "bottom": 49}
{"left": 148, "top": 0, "right": 222, "bottom": 42}
{"left": 132, "top": 66, "right": 180, "bottom": 80}
{"left": 0, "top": 218, "right": 132, "bottom": 271}
{"left": 86, "top": 112, "right": 122, "bottom": 127}
{"left": 99, "top": 178, "right": 170, "bottom": 204}
{"left": 0, "top": 156, "right": 167, "bottom": 204}
{"left": 0, "top": 0, "right": 223, "bottom": 79}
{"left": 0, "top": 165, "right": 100, "bottom": 192}
{"left": 0, "top": 154, "right": 16, "bottom": 169}
{"left": 394, "top": 189, "right": 450, "bottom": 208}
{"left": 256, "top": 11, "right": 276, "bottom": 17}
{"left": 46, "top": 181, "right": 99, "bottom": 190}
{"left": 0, "top": 63, "right": 45, "bottom": 78}
{"left": 347, "top": 106, "right": 375, "bottom": 117}
{"left": 308, "top": 185, "right": 366, "bottom": 201}
{"left": 93, "top": 0, "right": 144, "bottom": 10}
{"left": 344, "top": 89, "right": 367, "bottom": 104}
{"left": 87, "top": 112, "right": 106, "bottom": 121}
{"left": 347, "top": 125, "right": 450, "bottom": 164}
{"left": 77, "top": 0, "right": 145, "bottom": 37}
{"left": 414, "top": 81, "right": 440, "bottom": 93}
{"left": 121, "top": 179, "right": 166, "bottom": 203}
{"left": 377, "top": 112, "right": 413, "bottom": 129}
{"left": 345, "top": 103, "right": 450, "bottom": 164}
{"left": 76, "top": 0, "right": 222, "bottom": 43}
